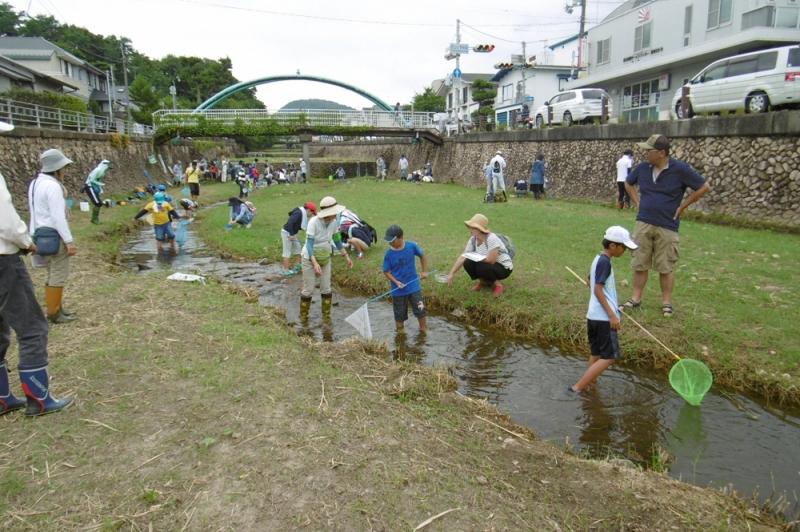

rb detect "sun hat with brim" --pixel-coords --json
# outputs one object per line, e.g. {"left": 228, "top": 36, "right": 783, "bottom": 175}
{"left": 464, "top": 214, "right": 489, "bottom": 233}
{"left": 0, "top": 121, "right": 13, "bottom": 132}
{"left": 604, "top": 226, "right": 638, "bottom": 249}
{"left": 317, "top": 196, "right": 346, "bottom": 218}
{"left": 40, "top": 148, "right": 73, "bottom": 173}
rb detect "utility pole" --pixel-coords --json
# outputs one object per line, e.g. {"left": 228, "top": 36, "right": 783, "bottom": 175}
{"left": 109, "top": 67, "right": 116, "bottom": 121}
{"left": 105, "top": 70, "right": 113, "bottom": 127}
{"left": 455, "top": 19, "right": 461, "bottom": 125}
{"left": 120, "top": 43, "right": 132, "bottom": 121}
{"left": 521, "top": 41, "right": 527, "bottom": 102}
{"left": 577, "top": 0, "right": 587, "bottom": 76}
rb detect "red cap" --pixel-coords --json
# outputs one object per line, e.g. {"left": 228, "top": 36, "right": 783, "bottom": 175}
{"left": 304, "top": 202, "right": 317, "bottom": 214}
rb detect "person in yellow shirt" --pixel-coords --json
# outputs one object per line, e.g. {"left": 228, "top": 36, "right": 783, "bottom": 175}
{"left": 133, "top": 193, "right": 181, "bottom": 251}
{"left": 184, "top": 159, "right": 202, "bottom": 203}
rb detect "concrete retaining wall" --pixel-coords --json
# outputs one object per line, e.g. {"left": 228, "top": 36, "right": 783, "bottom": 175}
{"left": 1, "top": 127, "right": 235, "bottom": 212}
{"left": 316, "top": 113, "right": 800, "bottom": 227}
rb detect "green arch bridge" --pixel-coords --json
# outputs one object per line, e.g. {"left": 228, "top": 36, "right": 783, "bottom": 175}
{"left": 152, "top": 74, "right": 443, "bottom": 145}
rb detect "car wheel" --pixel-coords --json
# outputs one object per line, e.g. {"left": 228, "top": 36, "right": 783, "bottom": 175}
{"left": 675, "top": 102, "right": 684, "bottom": 119}
{"left": 564, "top": 112, "right": 573, "bottom": 127}
{"left": 535, "top": 115, "right": 544, "bottom": 128}
{"left": 746, "top": 92, "right": 769, "bottom": 113}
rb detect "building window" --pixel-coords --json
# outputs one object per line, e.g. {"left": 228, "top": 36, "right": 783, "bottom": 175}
{"left": 683, "top": 5, "right": 692, "bottom": 47}
{"left": 707, "top": 0, "right": 732, "bottom": 29}
{"left": 501, "top": 84, "right": 514, "bottom": 102}
{"left": 462, "top": 87, "right": 468, "bottom": 104}
{"left": 448, "top": 93, "right": 453, "bottom": 108}
{"left": 596, "top": 38, "right": 610, "bottom": 64}
{"left": 634, "top": 22, "right": 652, "bottom": 53}
{"left": 622, "top": 78, "right": 662, "bottom": 123}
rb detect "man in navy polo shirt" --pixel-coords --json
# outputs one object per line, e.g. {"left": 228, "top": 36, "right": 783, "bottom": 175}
{"left": 624, "top": 134, "right": 710, "bottom": 318}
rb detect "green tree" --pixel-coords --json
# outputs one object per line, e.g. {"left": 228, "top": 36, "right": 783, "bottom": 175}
{"left": 128, "top": 76, "right": 160, "bottom": 124}
{"left": 470, "top": 78, "right": 497, "bottom": 117}
{"left": 412, "top": 86, "right": 445, "bottom": 113}
{"left": 0, "top": 2, "right": 23, "bottom": 36}
{"left": 19, "top": 14, "right": 60, "bottom": 41}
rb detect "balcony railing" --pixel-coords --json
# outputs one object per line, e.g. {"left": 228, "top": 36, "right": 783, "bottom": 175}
{"left": 742, "top": 5, "right": 800, "bottom": 29}
{"left": 0, "top": 99, "right": 154, "bottom": 136}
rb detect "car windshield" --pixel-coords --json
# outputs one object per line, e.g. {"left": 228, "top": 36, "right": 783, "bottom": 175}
{"left": 582, "top": 89, "right": 610, "bottom": 100}
{"left": 788, "top": 48, "right": 800, "bottom": 68}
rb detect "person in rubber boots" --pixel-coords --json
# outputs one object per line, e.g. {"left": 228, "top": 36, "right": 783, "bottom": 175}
{"left": 84, "top": 159, "right": 112, "bottom": 224}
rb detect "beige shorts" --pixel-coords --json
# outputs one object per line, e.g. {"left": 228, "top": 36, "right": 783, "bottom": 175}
{"left": 281, "top": 229, "right": 301, "bottom": 258}
{"left": 46, "top": 241, "right": 71, "bottom": 287}
{"left": 630, "top": 221, "right": 680, "bottom": 274}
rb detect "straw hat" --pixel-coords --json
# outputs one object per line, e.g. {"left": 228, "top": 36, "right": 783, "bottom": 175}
{"left": 317, "top": 196, "right": 346, "bottom": 218}
{"left": 40, "top": 148, "right": 73, "bottom": 173}
{"left": 464, "top": 214, "right": 489, "bottom": 233}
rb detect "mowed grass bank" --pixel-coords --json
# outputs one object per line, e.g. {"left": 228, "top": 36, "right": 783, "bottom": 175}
{"left": 195, "top": 179, "right": 800, "bottom": 404}
{"left": 1, "top": 186, "right": 786, "bottom": 530}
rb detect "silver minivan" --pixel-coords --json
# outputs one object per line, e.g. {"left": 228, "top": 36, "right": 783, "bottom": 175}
{"left": 672, "top": 44, "right": 800, "bottom": 118}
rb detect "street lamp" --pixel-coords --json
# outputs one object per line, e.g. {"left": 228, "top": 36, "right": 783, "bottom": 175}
{"left": 170, "top": 77, "right": 179, "bottom": 110}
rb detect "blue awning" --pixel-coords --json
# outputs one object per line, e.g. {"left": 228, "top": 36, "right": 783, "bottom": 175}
{"left": 489, "top": 69, "right": 512, "bottom": 83}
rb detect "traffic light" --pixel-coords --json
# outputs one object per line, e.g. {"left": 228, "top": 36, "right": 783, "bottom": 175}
{"left": 474, "top": 44, "right": 495, "bottom": 53}
{"left": 493, "top": 62, "right": 514, "bottom": 70}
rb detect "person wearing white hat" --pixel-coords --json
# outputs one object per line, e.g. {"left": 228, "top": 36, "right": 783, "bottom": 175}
{"left": 1, "top": 125, "right": 74, "bottom": 416}
{"left": 568, "top": 225, "right": 638, "bottom": 394}
{"left": 299, "top": 196, "right": 353, "bottom": 318}
{"left": 28, "top": 148, "right": 77, "bottom": 325}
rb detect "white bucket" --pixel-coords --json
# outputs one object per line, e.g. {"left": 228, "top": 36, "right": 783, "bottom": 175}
{"left": 80, "top": 201, "right": 90, "bottom": 212}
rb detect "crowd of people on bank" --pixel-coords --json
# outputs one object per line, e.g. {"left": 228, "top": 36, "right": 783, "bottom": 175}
{"left": 0, "top": 128, "right": 711, "bottom": 420}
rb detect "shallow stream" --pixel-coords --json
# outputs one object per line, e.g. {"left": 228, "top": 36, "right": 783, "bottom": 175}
{"left": 120, "top": 223, "right": 800, "bottom": 514}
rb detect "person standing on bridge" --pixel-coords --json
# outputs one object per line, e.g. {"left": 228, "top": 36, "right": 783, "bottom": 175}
{"left": 184, "top": 160, "right": 202, "bottom": 204}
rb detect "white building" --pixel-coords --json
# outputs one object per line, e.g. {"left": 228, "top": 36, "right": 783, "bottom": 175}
{"left": 436, "top": 72, "right": 495, "bottom": 120}
{"left": 568, "top": 0, "right": 800, "bottom": 122}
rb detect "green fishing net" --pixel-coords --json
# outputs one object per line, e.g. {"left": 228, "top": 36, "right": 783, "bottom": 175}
{"left": 669, "top": 359, "right": 713, "bottom": 406}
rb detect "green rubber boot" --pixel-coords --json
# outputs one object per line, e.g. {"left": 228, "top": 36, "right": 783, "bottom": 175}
{"left": 299, "top": 296, "right": 312, "bottom": 320}
{"left": 91, "top": 206, "right": 102, "bottom": 224}
{"left": 321, "top": 293, "right": 332, "bottom": 315}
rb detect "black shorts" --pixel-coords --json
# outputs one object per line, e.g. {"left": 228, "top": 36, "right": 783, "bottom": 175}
{"left": 587, "top": 319, "right": 621, "bottom": 360}
{"left": 189, "top": 183, "right": 200, "bottom": 196}
{"left": 85, "top": 186, "right": 102, "bottom": 207}
{"left": 392, "top": 290, "right": 426, "bottom": 323}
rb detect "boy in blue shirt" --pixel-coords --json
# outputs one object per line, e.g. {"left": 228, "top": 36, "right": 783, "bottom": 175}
{"left": 569, "top": 226, "right": 638, "bottom": 393}
{"left": 382, "top": 225, "right": 429, "bottom": 332}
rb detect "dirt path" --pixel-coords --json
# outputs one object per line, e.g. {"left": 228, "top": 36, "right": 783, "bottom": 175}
{"left": 0, "top": 216, "right": 788, "bottom": 531}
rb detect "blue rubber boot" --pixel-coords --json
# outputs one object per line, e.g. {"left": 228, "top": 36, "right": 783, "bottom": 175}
{"left": 0, "top": 360, "right": 26, "bottom": 415}
{"left": 18, "top": 363, "right": 73, "bottom": 416}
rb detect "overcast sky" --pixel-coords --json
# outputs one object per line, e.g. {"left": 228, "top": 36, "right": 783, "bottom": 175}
{"left": 13, "top": 0, "right": 625, "bottom": 109}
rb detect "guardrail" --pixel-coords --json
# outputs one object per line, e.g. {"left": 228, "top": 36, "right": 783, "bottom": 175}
{"left": 152, "top": 108, "right": 437, "bottom": 130}
{"left": 0, "top": 99, "right": 154, "bottom": 136}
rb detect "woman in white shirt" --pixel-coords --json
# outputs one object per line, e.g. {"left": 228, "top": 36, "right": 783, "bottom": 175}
{"left": 446, "top": 213, "right": 513, "bottom": 297}
{"left": 28, "top": 149, "right": 77, "bottom": 324}
{"left": 300, "top": 196, "right": 353, "bottom": 318}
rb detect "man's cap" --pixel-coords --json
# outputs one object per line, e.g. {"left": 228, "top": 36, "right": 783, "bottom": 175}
{"left": 496, "top": 150, "right": 503, "bottom": 155}
{"left": 0, "top": 121, "right": 13, "bottom": 132}
{"left": 623, "top": 149, "right": 633, "bottom": 156}
{"left": 604, "top": 226, "right": 638, "bottom": 249}
{"left": 157, "top": 184, "right": 167, "bottom": 191}
{"left": 383, "top": 225, "right": 403, "bottom": 243}
{"left": 40, "top": 149, "right": 73, "bottom": 173}
{"left": 304, "top": 202, "right": 317, "bottom": 214}
{"left": 636, "top": 134, "right": 669, "bottom": 152}
{"left": 154, "top": 192, "right": 166, "bottom": 204}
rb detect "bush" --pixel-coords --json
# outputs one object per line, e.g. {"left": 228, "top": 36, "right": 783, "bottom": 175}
{"left": 0, "top": 90, "right": 88, "bottom": 113}
{"left": 109, "top": 133, "right": 123, "bottom": 148}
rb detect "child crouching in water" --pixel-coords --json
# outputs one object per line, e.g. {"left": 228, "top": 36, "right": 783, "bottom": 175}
{"left": 133, "top": 192, "right": 181, "bottom": 251}
{"left": 569, "top": 226, "right": 638, "bottom": 393}
{"left": 382, "top": 225, "right": 428, "bottom": 332}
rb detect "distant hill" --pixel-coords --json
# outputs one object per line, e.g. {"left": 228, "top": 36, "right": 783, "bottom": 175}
{"left": 281, "top": 99, "right": 355, "bottom": 110}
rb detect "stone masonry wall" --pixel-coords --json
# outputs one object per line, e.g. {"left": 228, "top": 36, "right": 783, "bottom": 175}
{"left": 315, "top": 114, "right": 800, "bottom": 227}
{"left": 1, "top": 127, "right": 236, "bottom": 213}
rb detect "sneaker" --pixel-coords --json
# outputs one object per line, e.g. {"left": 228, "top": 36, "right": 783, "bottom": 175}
{"left": 293, "top": 263, "right": 302, "bottom": 271}
{"left": 246, "top": 224, "right": 252, "bottom": 228}
{"left": 283, "top": 270, "right": 296, "bottom": 276}
{"left": 567, "top": 386, "right": 584, "bottom": 395}
{"left": 356, "top": 252, "right": 365, "bottom": 259}
{"left": 470, "top": 281, "right": 484, "bottom": 291}
{"left": 492, "top": 283, "right": 505, "bottom": 297}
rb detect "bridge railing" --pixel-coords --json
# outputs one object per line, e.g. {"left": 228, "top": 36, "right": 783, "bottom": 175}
{"left": 152, "top": 109, "right": 437, "bottom": 130}
{"left": 0, "top": 98, "right": 154, "bottom": 136}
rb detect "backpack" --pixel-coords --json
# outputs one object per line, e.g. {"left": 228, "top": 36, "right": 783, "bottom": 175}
{"left": 495, "top": 233, "right": 516, "bottom": 259}
{"left": 493, "top": 160, "right": 501, "bottom": 173}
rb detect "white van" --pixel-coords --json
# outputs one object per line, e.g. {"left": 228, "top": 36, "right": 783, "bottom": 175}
{"left": 671, "top": 44, "right": 800, "bottom": 118}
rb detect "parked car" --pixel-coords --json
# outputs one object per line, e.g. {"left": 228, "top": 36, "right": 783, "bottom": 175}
{"left": 533, "top": 88, "right": 613, "bottom": 127}
{"left": 671, "top": 44, "right": 800, "bottom": 119}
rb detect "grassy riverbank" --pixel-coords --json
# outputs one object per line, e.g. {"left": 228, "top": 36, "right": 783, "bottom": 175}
{"left": 0, "top": 184, "right": 789, "bottom": 530}
{"left": 194, "top": 179, "right": 800, "bottom": 405}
